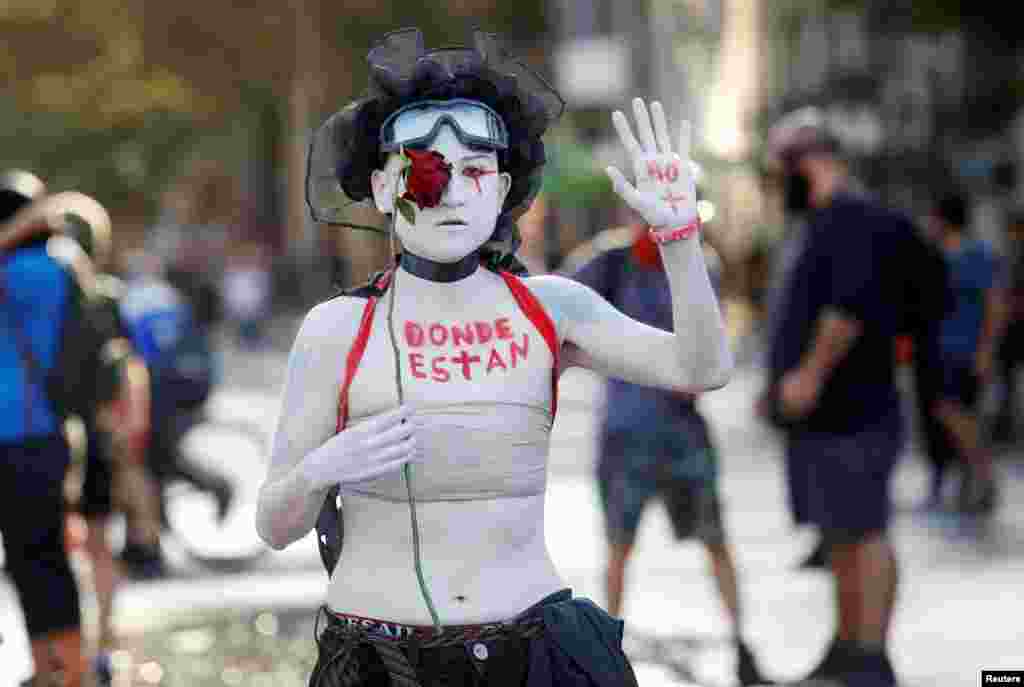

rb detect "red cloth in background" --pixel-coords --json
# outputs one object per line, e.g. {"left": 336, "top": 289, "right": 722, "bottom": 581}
{"left": 630, "top": 224, "right": 662, "bottom": 270}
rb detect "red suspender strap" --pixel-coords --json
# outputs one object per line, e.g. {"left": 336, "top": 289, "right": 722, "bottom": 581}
{"left": 337, "top": 296, "right": 378, "bottom": 433}
{"left": 374, "top": 269, "right": 393, "bottom": 292}
{"left": 499, "top": 272, "right": 560, "bottom": 420}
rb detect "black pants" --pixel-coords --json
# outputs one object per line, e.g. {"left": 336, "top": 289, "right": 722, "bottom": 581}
{"left": 310, "top": 590, "right": 637, "bottom": 687}
{"left": 148, "top": 410, "right": 227, "bottom": 503}
{"left": 913, "top": 332, "right": 958, "bottom": 491}
{"left": 0, "top": 436, "right": 81, "bottom": 637}
{"left": 995, "top": 320, "right": 1024, "bottom": 427}
{"left": 320, "top": 633, "right": 533, "bottom": 687}
{"left": 79, "top": 422, "right": 114, "bottom": 517}
{"left": 311, "top": 613, "right": 536, "bottom": 687}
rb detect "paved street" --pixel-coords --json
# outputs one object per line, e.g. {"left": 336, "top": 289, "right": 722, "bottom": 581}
{"left": 3, "top": 315, "right": 1023, "bottom": 685}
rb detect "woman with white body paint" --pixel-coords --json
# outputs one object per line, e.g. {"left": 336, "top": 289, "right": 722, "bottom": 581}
{"left": 255, "top": 28, "right": 732, "bottom": 687}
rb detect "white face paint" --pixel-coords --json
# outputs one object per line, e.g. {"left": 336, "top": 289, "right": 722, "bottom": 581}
{"left": 372, "top": 125, "right": 511, "bottom": 264}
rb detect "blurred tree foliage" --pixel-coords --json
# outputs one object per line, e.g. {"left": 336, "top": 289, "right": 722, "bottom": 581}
{"left": 1, "top": 0, "right": 548, "bottom": 222}
{"left": 542, "top": 138, "right": 613, "bottom": 210}
{"left": 766, "top": 1, "right": 1024, "bottom": 132}
{"left": 759, "top": 0, "right": 1024, "bottom": 39}
{"left": 824, "top": 0, "right": 1019, "bottom": 36}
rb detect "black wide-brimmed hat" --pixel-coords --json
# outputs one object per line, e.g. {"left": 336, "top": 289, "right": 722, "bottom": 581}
{"left": 306, "top": 28, "right": 564, "bottom": 266}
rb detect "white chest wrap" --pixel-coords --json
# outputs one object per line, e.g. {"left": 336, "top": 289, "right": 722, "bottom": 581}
{"left": 343, "top": 269, "right": 558, "bottom": 502}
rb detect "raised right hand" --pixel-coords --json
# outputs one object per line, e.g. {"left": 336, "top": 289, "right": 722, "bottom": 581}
{"left": 606, "top": 98, "right": 698, "bottom": 231}
{"left": 299, "top": 404, "right": 419, "bottom": 490}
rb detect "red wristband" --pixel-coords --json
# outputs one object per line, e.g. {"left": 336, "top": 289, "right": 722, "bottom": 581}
{"left": 649, "top": 218, "right": 701, "bottom": 244}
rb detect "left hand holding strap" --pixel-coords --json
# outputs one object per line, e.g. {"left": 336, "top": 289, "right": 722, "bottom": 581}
{"left": 605, "top": 98, "right": 699, "bottom": 240}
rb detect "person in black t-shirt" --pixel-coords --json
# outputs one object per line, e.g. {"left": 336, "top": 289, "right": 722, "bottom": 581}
{"left": 761, "top": 108, "right": 922, "bottom": 687}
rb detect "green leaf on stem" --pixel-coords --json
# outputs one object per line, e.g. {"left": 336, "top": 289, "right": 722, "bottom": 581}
{"left": 395, "top": 197, "right": 416, "bottom": 225}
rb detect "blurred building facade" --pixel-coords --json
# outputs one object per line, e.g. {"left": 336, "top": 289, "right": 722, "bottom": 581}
{"left": 547, "top": 0, "right": 747, "bottom": 257}
{"left": 762, "top": 3, "right": 1023, "bottom": 249}
{"left": 207, "top": 2, "right": 1024, "bottom": 306}
{"left": 548, "top": 1, "right": 1024, "bottom": 258}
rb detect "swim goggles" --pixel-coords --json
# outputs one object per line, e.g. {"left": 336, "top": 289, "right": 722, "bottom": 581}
{"left": 379, "top": 99, "right": 509, "bottom": 152}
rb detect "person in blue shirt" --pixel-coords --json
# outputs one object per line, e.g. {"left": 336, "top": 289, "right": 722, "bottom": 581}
{"left": 564, "top": 218, "right": 771, "bottom": 686}
{"left": 925, "top": 192, "right": 1006, "bottom": 514}
{"left": 118, "top": 250, "right": 228, "bottom": 576}
{"left": 0, "top": 170, "right": 120, "bottom": 687}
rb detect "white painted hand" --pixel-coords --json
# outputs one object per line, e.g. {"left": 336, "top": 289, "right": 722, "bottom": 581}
{"left": 606, "top": 98, "right": 698, "bottom": 230}
{"left": 299, "top": 404, "right": 419, "bottom": 490}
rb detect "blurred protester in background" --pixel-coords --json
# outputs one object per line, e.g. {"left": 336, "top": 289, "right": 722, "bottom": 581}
{"left": 760, "top": 108, "right": 941, "bottom": 687}
{"left": 991, "top": 208, "right": 1024, "bottom": 444}
{"left": 222, "top": 240, "right": 272, "bottom": 348}
{"left": 165, "top": 232, "right": 223, "bottom": 338}
{"left": 1, "top": 170, "right": 122, "bottom": 687}
{"left": 61, "top": 212, "right": 159, "bottom": 682}
{"left": 903, "top": 211, "right": 955, "bottom": 510}
{"left": 924, "top": 192, "right": 1006, "bottom": 515}
{"left": 732, "top": 236, "right": 775, "bottom": 368}
{"left": 152, "top": 178, "right": 224, "bottom": 341}
{"left": 564, "top": 212, "right": 772, "bottom": 686}
{"left": 119, "top": 250, "right": 227, "bottom": 576}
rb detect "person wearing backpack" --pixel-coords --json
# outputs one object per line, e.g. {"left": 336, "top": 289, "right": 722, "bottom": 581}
{"left": 0, "top": 170, "right": 122, "bottom": 687}
{"left": 118, "top": 251, "right": 230, "bottom": 576}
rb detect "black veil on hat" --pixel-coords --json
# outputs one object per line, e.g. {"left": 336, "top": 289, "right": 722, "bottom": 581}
{"left": 306, "top": 27, "right": 564, "bottom": 273}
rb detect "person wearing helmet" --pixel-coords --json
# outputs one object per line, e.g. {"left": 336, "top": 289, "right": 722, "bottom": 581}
{"left": 61, "top": 211, "right": 161, "bottom": 683}
{"left": 256, "top": 29, "right": 731, "bottom": 687}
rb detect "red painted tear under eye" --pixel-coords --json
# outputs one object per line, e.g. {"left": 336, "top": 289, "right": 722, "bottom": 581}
{"left": 463, "top": 167, "right": 496, "bottom": 193}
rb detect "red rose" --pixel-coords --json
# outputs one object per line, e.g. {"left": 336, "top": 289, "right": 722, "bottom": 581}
{"left": 401, "top": 149, "right": 452, "bottom": 210}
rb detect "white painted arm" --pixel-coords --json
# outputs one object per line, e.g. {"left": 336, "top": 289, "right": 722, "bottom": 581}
{"left": 530, "top": 253, "right": 730, "bottom": 392}
{"left": 536, "top": 98, "right": 732, "bottom": 391}
{"left": 255, "top": 299, "right": 419, "bottom": 550}
{"left": 255, "top": 306, "right": 339, "bottom": 550}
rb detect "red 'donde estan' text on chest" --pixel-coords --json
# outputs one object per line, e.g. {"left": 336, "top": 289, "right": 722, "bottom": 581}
{"left": 402, "top": 317, "right": 531, "bottom": 383}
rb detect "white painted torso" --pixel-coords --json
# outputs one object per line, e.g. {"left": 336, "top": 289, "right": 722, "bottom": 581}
{"left": 327, "top": 267, "right": 565, "bottom": 623}
{"left": 257, "top": 235, "right": 733, "bottom": 626}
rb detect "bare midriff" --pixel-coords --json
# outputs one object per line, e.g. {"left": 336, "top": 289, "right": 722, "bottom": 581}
{"left": 326, "top": 490, "right": 564, "bottom": 624}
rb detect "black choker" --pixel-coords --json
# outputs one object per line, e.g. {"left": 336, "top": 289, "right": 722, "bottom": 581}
{"left": 399, "top": 252, "right": 480, "bottom": 282}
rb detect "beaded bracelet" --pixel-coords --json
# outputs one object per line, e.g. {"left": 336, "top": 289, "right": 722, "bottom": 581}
{"left": 649, "top": 218, "right": 701, "bottom": 244}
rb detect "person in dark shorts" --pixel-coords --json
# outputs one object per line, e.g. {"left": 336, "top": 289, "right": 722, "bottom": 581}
{"left": 566, "top": 221, "right": 770, "bottom": 686}
{"left": 763, "top": 108, "right": 925, "bottom": 687}
{"left": 61, "top": 211, "right": 159, "bottom": 683}
{"left": 1, "top": 171, "right": 122, "bottom": 687}
{"left": 924, "top": 192, "right": 1005, "bottom": 514}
